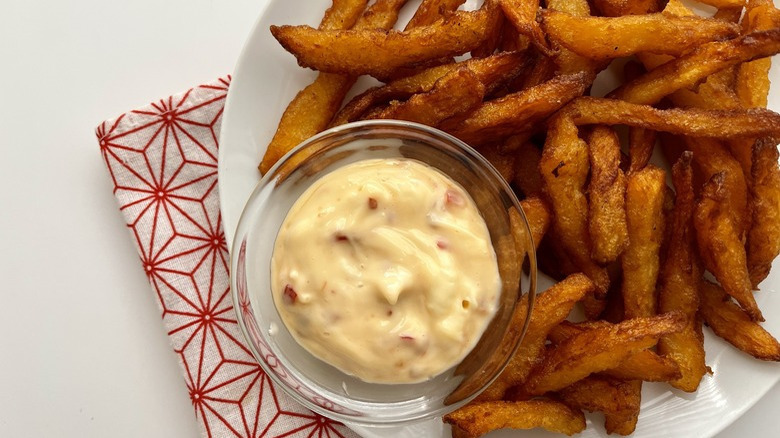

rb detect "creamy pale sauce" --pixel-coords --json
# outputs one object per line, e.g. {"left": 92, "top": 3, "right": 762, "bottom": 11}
{"left": 270, "top": 158, "right": 500, "bottom": 383}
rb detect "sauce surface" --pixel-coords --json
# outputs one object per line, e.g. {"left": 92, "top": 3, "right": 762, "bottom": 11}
{"left": 271, "top": 158, "right": 500, "bottom": 383}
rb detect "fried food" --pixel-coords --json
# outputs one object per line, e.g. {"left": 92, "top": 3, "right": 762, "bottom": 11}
{"left": 522, "top": 312, "right": 686, "bottom": 395}
{"left": 546, "top": 0, "right": 600, "bottom": 75}
{"left": 592, "top": 0, "right": 662, "bottom": 16}
{"left": 500, "top": 0, "right": 551, "bottom": 55}
{"left": 588, "top": 126, "right": 629, "bottom": 264}
{"left": 439, "top": 72, "right": 590, "bottom": 146}
{"left": 444, "top": 400, "right": 586, "bottom": 437}
{"left": 519, "top": 197, "right": 552, "bottom": 249}
{"left": 477, "top": 274, "right": 594, "bottom": 401}
{"left": 512, "top": 141, "right": 543, "bottom": 197}
{"left": 623, "top": 165, "right": 666, "bottom": 318}
{"left": 549, "top": 321, "right": 682, "bottom": 382}
{"left": 695, "top": 173, "right": 764, "bottom": 321}
{"left": 259, "top": 0, "right": 402, "bottom": 173}
{"left": 542, "top": 11, "right": 740, "bottom": 60}
{"left": 540, "top": 114, "right": 610, "bottom": 295}
{"left": 736, "top": 0, "right": 780, "bottom": 108}
{"left": 370, "top": 68, "right": 484, "bottom": 125}
{"left": 657, "top": 152, "right": 708, "bottom": 392}
{"left": 747, "top": 140, "right": 780, "bottom": 287}
{"left": 565, "top": 97, "right": 780, "bottom": 138}
{"left": 700, "top": 280, "right": 780, "bottom": 361}
{"left": 557, "top": 376, "right": 641, "bottom": 435}
{"left": 331, "top": 51, "right": 526, "bottom": 126}
{"left": 405, "top": 0, "right": 466, "bottom": 28}
{"left": 271, "top": 6, "right": 496, "bottom": 78}
{"left": 609, "top": 29, "right": 780, "bottom": 105}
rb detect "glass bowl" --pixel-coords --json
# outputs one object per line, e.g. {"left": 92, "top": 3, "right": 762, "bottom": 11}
{"left": 230, "top": 120, "right": 536, "bottom": 426}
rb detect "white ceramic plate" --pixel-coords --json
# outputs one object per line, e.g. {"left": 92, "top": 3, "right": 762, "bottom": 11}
{"left": 218, "top": 0, "right": 780, "bottom": 436}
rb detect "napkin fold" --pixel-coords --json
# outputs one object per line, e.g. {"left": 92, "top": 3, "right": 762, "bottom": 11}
{"left": 97, "top": 76, "right": 357, "bottom": 438}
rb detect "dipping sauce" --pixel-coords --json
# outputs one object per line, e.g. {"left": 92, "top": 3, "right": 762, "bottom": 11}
{"left": 270, "top": 158, "right": 500, "bottom": 383}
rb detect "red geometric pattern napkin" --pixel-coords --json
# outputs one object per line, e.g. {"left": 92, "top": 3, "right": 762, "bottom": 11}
{"left": 96, "top": 76, "right": 358, "bottom": 438}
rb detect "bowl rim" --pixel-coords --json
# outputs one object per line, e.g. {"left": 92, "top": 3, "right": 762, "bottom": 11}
{"left": 229, "top": 119, "right": 537, "bottom": 424}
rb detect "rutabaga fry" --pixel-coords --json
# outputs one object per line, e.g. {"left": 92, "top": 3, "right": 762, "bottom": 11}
{"left": 747, "top": 139, "right": 780, "bottom": 287}
{"left": 700, "top": 280, "right": 780, "bottom": 361}
{"left": 695, "top": 173, "right": 764, "bottom": 321}
{"left": 587, "top": 126, "right": 629, "bottom": 264}
{"left": 444, "top": 400, "right": 587, "bottom": 437}
{"left": 657, "top": 152, "right": 707, "bottom": 392}
{"left": 540, "top": 113, "right": 610, "bottom": 295}
{"left": 557, "top": 376, "right": 641, "bottom": 436}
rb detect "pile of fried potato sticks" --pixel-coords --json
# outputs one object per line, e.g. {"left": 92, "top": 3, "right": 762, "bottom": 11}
{"left": 262, "top": 0, "right": 780, "bottom": 435}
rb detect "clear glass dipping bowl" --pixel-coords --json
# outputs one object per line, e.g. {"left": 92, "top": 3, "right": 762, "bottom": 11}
{"left": 230, "top": 120, "right": 536, "bottom": 426}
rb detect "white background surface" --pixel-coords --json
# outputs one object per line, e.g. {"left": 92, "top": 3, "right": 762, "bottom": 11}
{"left": 0, "top": 0, "right": 777, "bottom": 437}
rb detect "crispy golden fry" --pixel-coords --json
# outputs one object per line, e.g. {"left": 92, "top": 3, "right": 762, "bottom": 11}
{"left": 657, "top": 153, "right": 708, "bottom": 392}
{"left": 592, "top": 0, "right": 662, "bottom": 16}
{"left": 523, "top": 312, "right": 686, "bottom": 395}
{"left": 588, "top": 126, "right": 629, "bottom": 264}
{"left": 271, "top": 6, "right": 496, "bottom": 78}
{"left": 260, "top": 0, "right": 401, "bottom": 173}
{"left": 700, "top": 280, "right": 780, "bottom": 361}
{"left": 444, "top": 400, "right": 586, "bottom": 437}
{"left": 695, "top": 173, "right": 764, "bottom": 321}
{"left": 478, "top": 274, "right": 594, "bottom": 401}
{"left": 737, "top": 0, "right": 780, "bottom": 108}
{"left": 622, "top": 61, "right": 657, "bottom": 173}
{"left": 564, "top": 97, "right": 780, "bottom": 139}
{"left": 696, "top": 0, "right": 746, "bottom": 8}
{"left": 548, "top": 321, "right": 683, "bottom": 382}
{"left": 557, "top": 376, "right": 641, "bottom": 436}
{"left": 500, "top": 0, "right": 552, "bottom": 55}
{"left": 546, "top": 0, "right": 600, "bottom": 75}
{"left": 516, "top": 51, "right": 556, "bottom": 90}
{"left": 747, "top": 140, "right": 780, "bottom": 287}
{"left": 476, "top": 144, "right": 517, "bottom": 182}
{"left": 405, "top": 0, "right": 465, "bottom": 28}
{"left": 471, "top": 0, "right": 504, "bottom": 58}
{"left": 687, "top": 137, "right": 750, "bottom": 234}
{"left": 609, "top": 29, "right": 780, "bottom": 105}
{"left": 540, "top": 114, "right": 610, "bottom": 295}
{"left": 440, "top": 73, "right": 590, "bottom": 146}
{"left": 319, "top": 0, "right": 370, "bottom": 30}
{"left": 520, "top": 197, "right": 552, "bottom": 249}
{"left": 512, "top": 141, "right": 543, "bottom": 197}
{"left": 542, "top": 11, "right": 739, "bottom": 60}
{"left": 623, "top": 165, "right": 666, "bottom": 318}
{"left": 330, "top": 51, "right": 526, "bottom": 126}
{"left": 371, "top": 69, "right": 484, "bottom": 125}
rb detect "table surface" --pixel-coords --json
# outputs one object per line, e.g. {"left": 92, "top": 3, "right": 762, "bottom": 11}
{"left": 0, "top": 0, "right": 777, "bottom": 436}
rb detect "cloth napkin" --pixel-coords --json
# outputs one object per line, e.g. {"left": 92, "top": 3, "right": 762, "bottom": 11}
{"left": 96, "top": 76, "right": 358, "bottom": 438}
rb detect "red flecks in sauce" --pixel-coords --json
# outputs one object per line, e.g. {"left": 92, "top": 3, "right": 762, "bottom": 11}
{"left": 334, "top": 233, "right": 348, "bottom": 242}
{"left": 445, "top": 189, "right": 464, "bottom": 207}
{"left": 400, "top": 335, "right": 414, "bottom": 341}
{"left": 283, "top": 285, "right": 297, "bottom": 304}
{"left": 437, "top": 239, "right": 448, "bottom": 250}
{"left": 368, "top": 197, "right": 378, "bottom": 209}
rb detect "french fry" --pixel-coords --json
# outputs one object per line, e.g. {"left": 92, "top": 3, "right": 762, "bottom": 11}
{"left": 405, "top": 0, "right": 466, "bottom": 28}
{"left": 522, "top": 312, "right": 686, "bottom": 395}
{"left": 370, "top": 68, "right": 484, "bottom": 125}
{"left": 695, "top": 172, "right": 764, "bottom": 321}
{"left": 440, "top": 73, "right": 590, "bottom": 146}
{"left": 624, "top": 61, "right": 657, "bottom": 173}
{"left": 700, "top": 280, "right": 780, "bottom": 361}
{"left": 588, "top": 126, "right": 629, "bottom": 264}
{"left": 623, "top": 165, "right": 666, "bottom": 318}
{"left": 608, "top": 29, "right": 780, "bottom": 105}
{"left": 557, "top": 376, "right": 641, "bottom": 436}
{"left": 736, "top": 0, "right": 780, "bottom": 108}
{"left": 542, "top": 11, "right": 740, "bottom": 60}
{"left": 546, "top": 0, "right": 600, "bottom": 75}
{"left": 540, "top": 113, "right": 610, "bottom": 295}
{"left": 331, "top": 51, "right": 526, "bottom": 126}
{"left": 697, "top": 0, "right": 747, "bottom": 9}
{"left": 444, "top": 400, "right": 587, "bottom": 437}
{"left": 477, "top": 274, "right": 594, "bottom": 401}
{"left": 476, "top": 144, "right": 517, "bottom": 182}
{"left": 471, "top": 0, "right": 505, "bottom": 58}
{"left": 592, "top": 0, "right": 663, "bottom": 16}
{"left": 548, "top": 321, "right": 683, "bottom": 382}
{"left": 512, "top": 141, "right": 543, "bottom": 197}
{"left": 519, "top": 197, "right": 552, "bottom": 249}
{"left": 271, "top": 5, "right": 497, "bottom": 78}
{"left": 657, "top": 152, "right": 708, "bottom": 392}
{"left": 564, "top": 97, "right": 780, "bottom": 139}
{"left": 259, "top": 0, "right": 403, "bottom": 173}
{"left": 747, "top": 140, "right": 780, "bottom": 287}
{"left": 500, "top": 0, "right": 552, "bottom": 55}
